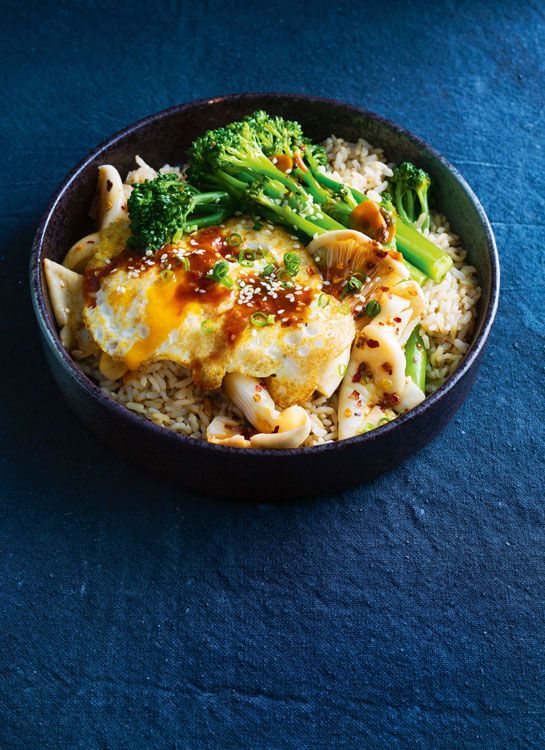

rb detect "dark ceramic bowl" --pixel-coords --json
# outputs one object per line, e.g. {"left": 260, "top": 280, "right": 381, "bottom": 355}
{"left": 30, "top": 93, "right": 499, "bottom": 499}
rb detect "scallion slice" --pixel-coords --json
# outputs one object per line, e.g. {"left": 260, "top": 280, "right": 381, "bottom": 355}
{"left": 201, "top": 319, "right": 215, "bottom": 334}
{"left": 250, "top": 312, "right": 275, "bottom": 328}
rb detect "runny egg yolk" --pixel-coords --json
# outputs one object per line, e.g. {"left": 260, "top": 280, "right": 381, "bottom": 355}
{"left": 124, "top": 277, "right": 198, "bottom": 370}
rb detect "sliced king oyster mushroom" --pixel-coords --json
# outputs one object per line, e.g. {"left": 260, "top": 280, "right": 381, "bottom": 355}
{"left": 308, "top": 230, "right": 428, "bottom": 439}
{"left": 207, "top": 373, "right": 311, "bottom": 449}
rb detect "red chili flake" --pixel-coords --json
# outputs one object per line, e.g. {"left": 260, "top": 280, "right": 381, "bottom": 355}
{"left": 379, "top": 393, "right": 400, "bottom": 409}
{"left": 375, "top": 249, "right": 387, "bottom": 258}
{"left": 255, "top": 385, "right": 263, "bottom": 392}
{"left": 350, "top": 390, "right": 359, "bottom": 400}
{"left": 106, "top": 179, "right": 113, "bottom": 191}
{"left": 394, "top": 316, "right": 402, "bottom": 323}
{"left": 381, "top": 362, "right": 393, "bottom": 375}
{"left": 272, "top": 425, "right": 280, "bottom": 434}
{"left": 367, "top": 339, "right": 380, "bottom": 348}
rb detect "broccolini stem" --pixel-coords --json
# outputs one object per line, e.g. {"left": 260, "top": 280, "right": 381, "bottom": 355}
{"left": 305, "top": 155, "right": 359, "bottom": 209}
{"left": 396, "top": 220, "right": 452, "bottom": 282}
{"left": 403, "top": 260, "right": 427, "bottom": 286}
{"left": 186, "top": 208, "right": 234, "bottom": 231}
{"left": 293, "top": 166, "right": 333, "bottom": 206}
{"left": 404, "top": 325, "right": 427, "bottom": 392}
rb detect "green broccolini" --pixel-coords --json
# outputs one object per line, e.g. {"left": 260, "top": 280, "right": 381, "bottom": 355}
{"left": 186, "top": 115, "right": 344, "bottom": 238}
{"left": 404, "top": 325, "right": 427, "bottom": 392}
{"left": 389, "top": 161, "right": 431, "bottom": 231}
{"left": 127, "top": 173, "right": 234, "bottom": 251}
{"left": 184, "top": 110, "right": 453, "bottom": 281}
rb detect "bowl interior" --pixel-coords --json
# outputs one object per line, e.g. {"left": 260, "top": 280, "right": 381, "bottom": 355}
{"left": 32, "top": 94, "right": 498, "bottom": 458}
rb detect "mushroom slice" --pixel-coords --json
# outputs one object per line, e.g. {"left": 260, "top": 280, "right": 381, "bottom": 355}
{"left": 397, "top": 377, "right": 425, "bottom": 412}
{"left": 349, "top": 199, "right": 396, "bottom": 244}
{"left": 250, "top": 406, "right": 311, "bottom": 449}
{"left": 370, "top": 284, "right": 427, "bottom": 346}
{"left": 125, "top": 155, "right": 158, "bottom": 185}
{"left": 307, "top": 229, "right": 408, "bottom": 313}
{"left": 43, "top": 259, "right": 84, "bottom": 351}
{"left": 63, "top": 232, "right": 101, "bottom": 272}
{"left": 43, "top": 259, "right": 83, "bottom": 329}
{"left": 222, "top": 373, "right": 311, "bottom": 449}
{"left": 224, "top": 373, "right": 278, "bottom": 433}
{"left": 337, "top": 357, "right": 395, "bottom": 440}
{"left": 207, "top": 416, "right": 251, "bottom": 448}
{"left": 354, "top": 324, "right": 407, "bottom": 395}
{"left": 97, "top": 165, "right": 126, "bottom": 230}
{"left": 315, "top": 347, "right": 351, "bottom": 398}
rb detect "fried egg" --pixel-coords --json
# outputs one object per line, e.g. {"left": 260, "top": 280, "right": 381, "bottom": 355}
{"left": 81, "top": 218, "right": 355, "bottom": 407}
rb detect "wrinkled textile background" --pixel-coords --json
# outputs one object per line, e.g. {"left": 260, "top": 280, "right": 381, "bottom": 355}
{"left": 1, "top": 0, "right": 544, "bottom": 747}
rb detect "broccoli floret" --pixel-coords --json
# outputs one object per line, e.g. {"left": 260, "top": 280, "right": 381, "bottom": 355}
{"left": 243, "top": 110, "right": 303, "bottom": 157}
{"left": 186, "top": 114, "right": 344, "bottom": 239}
{"left": 127, "top": 173, "right": 233, "bottom": 251}
{"left": 389, "top": 162, "right": 431, "bottom": 231}
{"left": 187, "top": 118, "right": 298, "bottom": 194}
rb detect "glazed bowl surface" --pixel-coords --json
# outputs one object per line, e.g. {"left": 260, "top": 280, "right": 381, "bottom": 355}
{"left": 30, "top": 93, "right": 499, "bottom": 499}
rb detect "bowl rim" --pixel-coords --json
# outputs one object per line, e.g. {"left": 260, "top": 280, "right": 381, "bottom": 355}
{"left": 30, "top": 92, "right": 500, "bottom": 457}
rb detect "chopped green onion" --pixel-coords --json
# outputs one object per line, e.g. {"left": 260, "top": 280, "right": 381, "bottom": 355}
{"left": 181, "top": 257, "right": 190, "bottom": 271}
{"left": 365, "top": 300, "right": 381, "bottom": 318}
{"left": 318, "top": 293, "right": 330, "bottom": 308}
{"left": 378, "top": 417, "right": 392, "bottom": 426}
{"left": 260, "top": 264, "right": 275, "bottom": 277}
{"left": 206, "top": 261, "right": 233, "bottom": 287}
{"left": 238, "top": 248, "right": 254, "bottom": 267}
{"left": 250, "top": 312, "right": 275, "bottom": 328}
{"left": 341, "top": 274, "right": 364, "bottom": 299}
{"left": 160, "top": 268, "right": 175, "bottom": 282}
{"left": 227, "top": 233, "right": 242, "bottom": 246}
{"left": 339, "top": 303, "right": 351, "bottom": 315}
{"left": 253, "top": 247, "right": 266, "bottom": 260}
{"left": 253, "top": 220, "right": 263, "bottom": 230}
{"left": 201, "top": 319, "right": 215, "bottom": 334}
{"left": 172, "top": 229, "right": 184, "bottom": 242}
{"left": 283, "top": 252, "right": 301, "bottom": 277}
{"left": 338, "top": 363, "right": 347, "bottom": 376}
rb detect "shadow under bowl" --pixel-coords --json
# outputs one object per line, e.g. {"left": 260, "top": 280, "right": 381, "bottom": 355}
{"left": 30, "top": 93, "right": 499, "bottom": 500}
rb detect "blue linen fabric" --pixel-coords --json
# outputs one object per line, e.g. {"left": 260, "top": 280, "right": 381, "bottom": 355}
{"left": 1, "top": 0, "right": 544, "bottom": 747}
